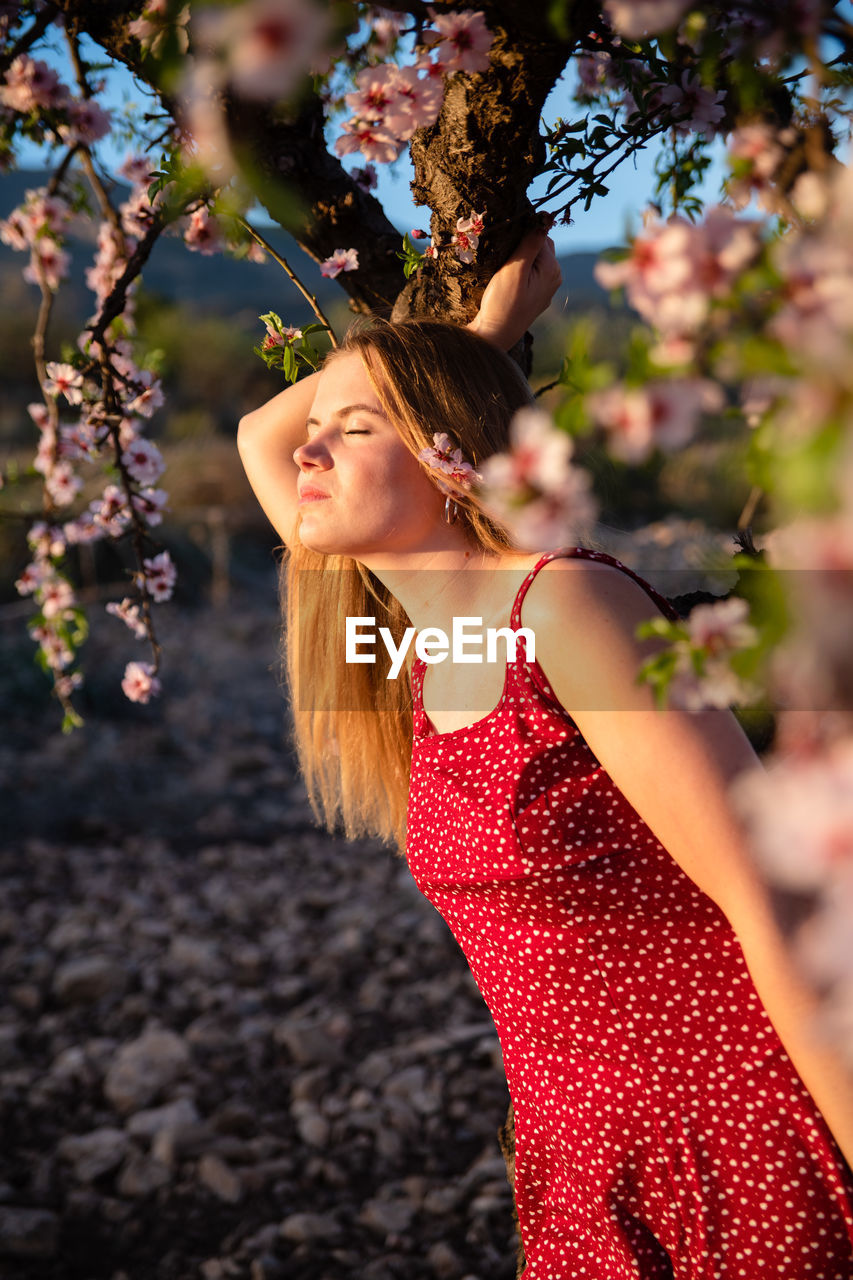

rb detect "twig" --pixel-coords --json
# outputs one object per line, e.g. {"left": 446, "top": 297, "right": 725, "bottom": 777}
{"left": 738, "top": 484, "right": 764, "bottom": 531}
{"left": 237, "top": 217, "right": 339, "bottom": 348}
{"left": 0, "top": 9, "right": 53, "bottom": 76}
{"left": 88, "top": 215, "right": 164, "bottom": 346}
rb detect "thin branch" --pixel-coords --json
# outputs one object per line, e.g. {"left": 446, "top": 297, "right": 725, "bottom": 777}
{"left": 738, "top": 485, "right": 764, "bottom": 532}
{"left": 0, "top": 9, "right": 53, "bottom": 76}
{"left": 88, "top": 215, "right": 164, "bottom": 346}
{"left": 237, "top": 217, "right": 339, "bottom": 348}
{"left": 98, "top": 372, "right": 162, "bottom": 674}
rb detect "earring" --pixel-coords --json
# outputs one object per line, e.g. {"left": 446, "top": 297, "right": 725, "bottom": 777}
{"left": 444, "top": 495, "right": 459, "bottom": 524}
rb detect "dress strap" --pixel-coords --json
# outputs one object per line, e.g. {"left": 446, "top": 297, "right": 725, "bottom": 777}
{"left": 509, "top": 545, "right": 681, "bottom": 630}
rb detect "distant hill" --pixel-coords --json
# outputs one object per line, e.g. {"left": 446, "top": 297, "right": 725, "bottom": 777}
{"left": 0, "top": 168, "right": 610, "bottom": 323}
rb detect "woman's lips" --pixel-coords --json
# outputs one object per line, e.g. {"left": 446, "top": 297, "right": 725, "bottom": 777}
{"left": 298, "top": 490, "right": 330, "bottom": 504}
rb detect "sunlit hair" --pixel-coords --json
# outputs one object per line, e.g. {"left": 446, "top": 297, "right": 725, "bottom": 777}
{"left": 280, "top": 318, "right": 560, "bottom": 855}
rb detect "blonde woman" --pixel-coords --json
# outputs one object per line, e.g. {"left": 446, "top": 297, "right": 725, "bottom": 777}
{"left": 238, "top": 229, "right": 853, "bottom": 1278}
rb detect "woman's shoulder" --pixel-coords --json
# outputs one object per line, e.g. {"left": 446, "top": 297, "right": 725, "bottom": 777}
{"left": 519, "top": 545, "right": 676, "bottom": 658}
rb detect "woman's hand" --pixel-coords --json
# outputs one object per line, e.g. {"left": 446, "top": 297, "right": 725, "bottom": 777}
{"left": 466, "top": 226, "right": 563, "bottom": 351}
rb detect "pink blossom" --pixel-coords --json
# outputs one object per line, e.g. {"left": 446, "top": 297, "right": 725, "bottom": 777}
{"left": 142, "top": 550, "right": 177, "bottom": 602}
{"left": 345, "top": 64, "right": 398, "bottom": 120}
{"left": 184, "top": 205, "right": 224, "bottom": 255}
{"left": 383, "top": 65, "right": 444, "bottom": 138}
{"left": 59, "top": 98, "right": 112, "bottom": 145}
{"left": 769, "top": 235, "right": 853, "bottom": 368}
{"left": 477, "top": 407, "right": 599, "bottom": 550}
{"left": 129, "top": 0, "right": 190, "bottom": 55}
{"left": 603, "top": 0, "right": 690, "bottom": 39}
{"left": 179, "top": 67, "right": 237, "bottom": 180}
{"left": 417, "top": 432, "right": 483, "bottom": 494}
{"left": 15, "top": 562, "right": 47, "bottom": 597}
{"left": 34, "top": 429, "right": 57, "bottom": 478}
{"left": 725, "top": 123, "right": 788, "bottom": 212}
{"left": 451, "top": 210, "right": 485, "bottom": 264}
{"left": 576, "top": 50, "right": 619, "bottom": 96}
{"left": 122, "top": 436, "right": 165, "bottom": 485}
{"left": 32, "top": 626, "right": 74, "bottom": 670}
{"left": 320, "top": 247, "right": 359, "bottom": 278}
{"left": 86, "top": 223, "right": 132, "bottom": 306}
{"left": 685, "top": 596, "right": 759, "bottom": 654}
{"left": 246, "top": 240, "right": 266, "bottom": 264}
{"left": 91, "top": 485, "right": 132, "bottom": 536}
{"left": 0, "top": 206, "right": 30, "bottom": 251}
{"left": 350, "top": 163, "right": 378, "bottom": 192}
{"left": 587, "top": 378, "right": 724, "bottom": 463}
{"left": 368, "top": 8, "right": 405, "bottom": 56}
{"left": 39, "top": 575, "right": 75, "bottom": 619}
{"left": 44, "top": 362, "right": 84, "bottom": 404}
{"left": 55, "top": 672, "right": 83, "bottom": 699}
{"left": 106, "top": 597, "right": 149, "bottom": 640}
{"left": 195, "top": 0, "right": 331, "bottom": 101}
{"left": 0, "top": 55, "right": 69, "bottom": 113}
{"left": 335, "top": 119, "right": 402, "bottom": 164}
{"left": 667, "top": 656, "right": 761, "bottom": 713}
{"left": 422, "top": 8, "right": 493, "bottom": 75}
{"left": 124, "top": 371, "right": 165, "bottom": 419}
{"left": 121, "top": 660, "right": 161, "bottom": 704}
{"left": 23, "top": 238, "right": 70, "bottom": 291}
{"left": 45, "top": 462, "right": 83, "bottom": 507}
{"left": 594, "top": 206, "right": 761, "bottom": 337}
{"left": 27, "top": 402, "right": 51, "bottom": 431}
{"left": 63, "top": 511, "right": 104, "bottom": 545}
{"left": 656, "top": 71, "right": 726, "bottom": 138}
{"left": 132, "top": 487, "right": 169, "bottom": 527}
{"left": 27, "top": 522, "right": 66, "bottom": 559}
{"left": 119, "top": 153, "right": 157, "bottom": 188}
{"left": 0, "top": 189, "right": 73, "bottom": 253}
{"left": 120, "top": 185, "right": 159, "bottom": 239}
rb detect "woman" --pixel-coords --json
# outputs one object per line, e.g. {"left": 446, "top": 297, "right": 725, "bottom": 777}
{"left": 238, "top": 228, "right": 853, "bottom": 1278}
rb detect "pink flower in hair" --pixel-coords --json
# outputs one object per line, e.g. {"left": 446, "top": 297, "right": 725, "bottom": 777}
{"left": 417, "top": 432, "right": 483, "bottom": 495}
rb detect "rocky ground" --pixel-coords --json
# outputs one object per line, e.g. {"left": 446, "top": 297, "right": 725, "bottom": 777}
{"left": 0, "top": 580, "right": 520, "bottom": 1280}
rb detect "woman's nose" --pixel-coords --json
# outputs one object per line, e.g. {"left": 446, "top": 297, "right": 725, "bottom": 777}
{"left": 292, "top": 438, "right": 331, "bottom": 468}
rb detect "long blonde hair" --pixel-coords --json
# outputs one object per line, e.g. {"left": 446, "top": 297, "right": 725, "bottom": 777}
{"left": 281, "top": 318, "right": 547, "bottom": 855}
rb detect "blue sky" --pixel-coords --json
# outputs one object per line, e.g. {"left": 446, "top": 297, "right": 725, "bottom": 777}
{"left": 13, "top": 28, "right": 731, "bottom": 254}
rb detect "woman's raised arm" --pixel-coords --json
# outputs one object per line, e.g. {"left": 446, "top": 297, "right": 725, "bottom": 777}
{"left": 467, "top": 226, "right": 563, "bottom": 350}
{"left": 237, "top": 369, "right": 321, "bottom": 548}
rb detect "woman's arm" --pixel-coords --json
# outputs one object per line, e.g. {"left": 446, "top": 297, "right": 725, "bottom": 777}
{"left": 467, "top": 226, "right": 563, "bottom": 351}
{"left": 237, "top": 369, "right": 321, "bottom": 547}
{"left": 524, "top": 558, "right": 853, "bottom": 1168}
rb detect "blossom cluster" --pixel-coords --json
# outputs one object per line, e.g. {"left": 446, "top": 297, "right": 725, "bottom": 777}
{"left": 0, "top": 34, "right": 182, "bottom": 718}
{"left": 0, "top": 53, "right": 111, "bottom": 144}
{"left": 476, "top": 408, "right": 599, "bottom": 551}
{"left": 334, "top": 9, "right": 493, "bottom": 166}
{"left": 0, "top": 185, "right": 72, "bottom": 290}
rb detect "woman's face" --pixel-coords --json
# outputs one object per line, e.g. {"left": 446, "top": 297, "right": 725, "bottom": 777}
{"left": 293, "top": 352, "right": 446, "bottom": 559}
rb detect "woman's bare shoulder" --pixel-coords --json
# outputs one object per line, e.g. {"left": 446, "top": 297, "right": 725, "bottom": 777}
{"left": 519, "top": 549, "right": 674, "bottom": 678}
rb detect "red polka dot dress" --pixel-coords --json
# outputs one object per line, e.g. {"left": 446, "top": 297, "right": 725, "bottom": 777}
{"left": 405, "top": 546, "right": 853, "bottom": 1279}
